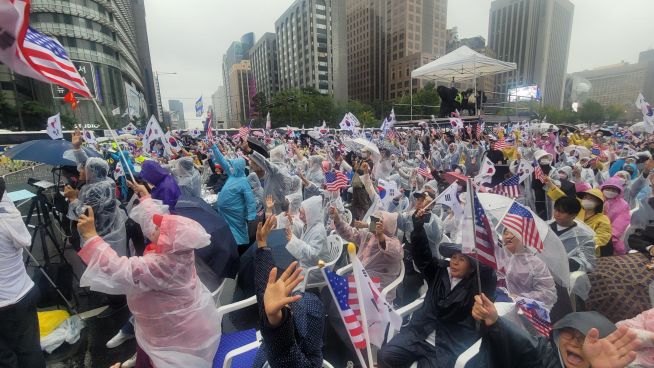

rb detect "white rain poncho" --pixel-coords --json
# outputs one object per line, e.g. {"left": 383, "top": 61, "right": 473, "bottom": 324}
{"left": 548, "top": 219, "right": 597, "bottom": 273}
{"left": 275, "top": 192, "right": 305, "bottom": 239}
{"left": 68, "top": 157, "right": 127, "bottom": 256}
{"left": 172, "top": 157, "right": 201, "bottom": 198}
{"left": 286, "top": 196, "right": 329, "bottom": 275}
{"left": 303, "top": 155, "right": 324, "bottom": 198}
{"left": 247, "top": 172, "right": 264, "bottom": 212}
{"left": 78, "top": 197, "right": 220, "bottom": 367}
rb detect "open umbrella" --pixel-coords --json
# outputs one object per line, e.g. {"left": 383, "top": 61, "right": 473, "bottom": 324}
{"left": 597, "top": 128, "right": 613, "bottom": 137}
{"left": 443, "top": 171, "right": 468, "bottom": 184}
{"left": 556, "top": 124, "right": 579, "bottom": 132}
{"left": 564, "top": 145, "right": 591, "bottom": 159}
{"left": 4, "top": 139, "right": 101, "bottom": 166}
{"left": 476, "top": 194, "right": 570, "bottom": 289}
{"left": 344, "top": 137, "right": 381, "bottom": 157}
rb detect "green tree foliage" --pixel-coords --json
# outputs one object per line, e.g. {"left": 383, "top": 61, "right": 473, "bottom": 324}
{"left": 578, "top": 100, "right": 604, "bottom": 123}
{"left": 393, "top": 82, "right": 440, "bottom": 120}
{"left": 604, "top": 104, "right": 626, "bottom": 121}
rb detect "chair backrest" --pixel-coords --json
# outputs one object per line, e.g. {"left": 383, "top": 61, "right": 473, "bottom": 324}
{"left": 211, "top": 278, "right": 227, "bottom": 307}
{"left": 342, "top": 209, "right": 352, "bottom": 225}
{"left": 326, "top": 234, "right": 344, "bottom": 264}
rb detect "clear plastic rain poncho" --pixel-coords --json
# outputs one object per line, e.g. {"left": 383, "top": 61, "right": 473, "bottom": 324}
{"left": 68, "top": 157, "right": 127, "bottom": 256}
{"left": 250, "top": 151, "right": 296, "bottom": 214}
{"left": 495, "top": 230, "right": 558, "bottom": 311}
{"left": 275, "top": 192, "right": 304, "bottom": 239}
{"left": 286, "top": 196, "right": 329, "bottom": 274}
{"left": 172, "top": 157, "right": 201, "bottom": 198}
{"left": 78, "top": 197, "right": 220, "bottom": 367}
{"left": 247, "top": 172, "right": 264, "bottom": 212}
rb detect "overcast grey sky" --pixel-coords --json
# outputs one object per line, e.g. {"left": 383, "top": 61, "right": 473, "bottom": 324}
{"left": 144, "top": 0, "right": 654, "bottom": 128}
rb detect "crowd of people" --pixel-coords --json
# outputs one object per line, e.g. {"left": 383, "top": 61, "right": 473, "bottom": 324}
{"left": 2, "top": 120, "right": 654, "bottom": 368}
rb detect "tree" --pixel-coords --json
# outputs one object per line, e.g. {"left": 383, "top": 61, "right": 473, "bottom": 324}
{"left": 578, "top": 100, "right": 604, "bottom": 123}
{"left": 604, "top": 104, "right": 625, "bottom": 121}
{"left": 392, "top": 82, "right": 440, "bottom": 120}
{"left": 0, "top": 92, "right": 18, "bottom": 130}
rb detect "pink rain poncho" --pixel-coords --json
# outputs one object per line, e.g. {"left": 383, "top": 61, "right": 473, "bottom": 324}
{"left": 78, "top": 197, "right": 220, "bottom": 367}
{"left": 334, "top": 210, "right": 403, "bottom": 301}
{"left": 600, "top": 176, "right": 631, "bottom": 255}
{"left": 616, "top": 308, "right": 654, "bottom": 367}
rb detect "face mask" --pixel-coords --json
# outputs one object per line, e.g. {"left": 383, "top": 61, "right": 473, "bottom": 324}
{"left": 558, "top": 173, "right": 568, "bottom": 180}
{"left": 581, "top": 199, "right": 596, "bottom": 210}
{"left": 602, "top": 190, "right": 618, "bottom": 199}
{"left": 539, "top": 159, "right": 551, "bottom": 166}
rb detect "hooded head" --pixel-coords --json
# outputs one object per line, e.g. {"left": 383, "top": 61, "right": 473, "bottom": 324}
{"left": 299, "top": 196, "right": 323, "bottom": 227}
{"left": 227, "top": 157, "right": 247, "bottom": 178}
{"left": 247, "top": 172, "right": 263, "bottom": 192}
{"left": 557, "top": 166, "right": 573, "bottom": 181}
{"left": 577, "top": 188, "right": 605, "bottom": 214}
{"left": 175, "top": 157, "right": 195, "bottom": 177}
{"left": 140, "top": 160, "right": 170, "bottom": 186}
{"left": 269, "top": 145, "right": 286, "bottom": 163}
{"left": 151, "top": 214, "right": 210, "bottom": 254}
{"left": 600, "top": 176, "right": 624, "bottom": 200}
{"left": 285, "top": 192, "right": 303, "bottom": 214}
{"left": 534, "top": 149, "right": 553, "bottom": 165}
{"left": 373, "top": 211, "right": 398, "bottom": 237}
{"left": 85, "top": 157, "right": 110, "bottom": 184}
{"left": 552, "top": 311, "right": 616, "bottom": 368}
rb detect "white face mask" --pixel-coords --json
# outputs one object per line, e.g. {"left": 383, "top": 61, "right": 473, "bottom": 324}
{"left": 539, "top": 159, "right": 551, "bottom": 166}
{"left": 602, "top": 190, "right": 618, "bottom": 199}
{"left": 558, "top": 173, "right": 568, "bottom": 180}
{"left": 581, "top": 199, "right": 597, "bottom": 210}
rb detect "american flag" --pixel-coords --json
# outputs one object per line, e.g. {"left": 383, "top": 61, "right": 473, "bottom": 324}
{"left": 501, "top": 202, "right": 544, "bottom": 253}
{"left": 386, "top": 129, "right": 396, "bottom": 141}
{"left": 476, "top": 118, "right": 485, "bottom": 137}
{"left": 534, "top": 165, "right": 546, "bottom": 183}
{"left": 471, "top": 192, "right": 497, "bottom": 269}
{"left": 239, "top": 122, "right": 251, "bottom": 139}
{"left": 516, "top": 298, "right": 552, "bottom": 337}
{"left": 489, "top": 175, "right": 521, "bottom": 198}
{"left": 417, "top": 162, "right": 433, "bottom": 179}
{"left": 5, "top": 1, "right": 92, "bottom": 98}
{"left": 493, "top": 137, "right": 510, "bottom": 150}
{"left": 324, "top": 267, "right": 367, "bottom": 349}
{"left": 325, "top": 170, "right": 349, "bottom": 192}
{"left": 347, "top": 274, "right": 380, "bottom": 321}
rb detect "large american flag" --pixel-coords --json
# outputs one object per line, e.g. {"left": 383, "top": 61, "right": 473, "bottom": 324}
{"left": 501, "top": 202, "right": 544, "bottom": 253}
{"left": 239, "top": 122, "right": 251, "bottom": 140}
{"left": 324, "top": 267, "right": 366, "bottom": 349}
{"left": 516, "top": 297, "right": 552, "bottom": 337}
{"left": 489, "top": 174, "right": 522, "bottom": 198}
{"left": 534, "top": 165, "right": 546, "bottom": 183}
{"left": 0, "top": 1, "right": 91, "bottom": 97}
{"left": 471, "top": 192, "right": 497, "bottom": 269}
{"left": 325, "top": 170, "right": 349, "bottom": 192}
{"left": 417, "top": 162, "right": 433, "bottom": 179}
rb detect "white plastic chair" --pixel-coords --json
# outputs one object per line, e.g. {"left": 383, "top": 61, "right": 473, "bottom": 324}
{"left": 222, "top": 338, "right": 335, "bottom": 368}
{"left": 342, "top": 209, "right": 353, "bottom": 225}
{"left": 211, "top": 278, "right": 227, "bottom": 307}
{"left": 215, "top": 295, "right": 258, "bottom": 368}
{"left": 301, "top": 234, "right": 344, "bottom": 291}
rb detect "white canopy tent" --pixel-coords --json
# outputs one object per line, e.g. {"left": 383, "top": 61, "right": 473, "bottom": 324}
{"left": 410, "top": 46, "right": 518, "bottom": 119}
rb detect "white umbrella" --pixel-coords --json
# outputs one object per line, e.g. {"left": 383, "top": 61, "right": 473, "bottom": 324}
{"left": 477, "top": 194, "right": 570, "bottom": 289}
{"left": 527, "top": 123, "right": 558, "bottom": 135}
{"left": 344, "top": 138, "right": 381, "bottom": 159}
{"left": 564, "top": 145, "right": 591, "bottom": 159}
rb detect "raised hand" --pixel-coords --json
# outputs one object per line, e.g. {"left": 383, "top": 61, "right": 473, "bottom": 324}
{"left": 583, "top": 325, "right": 640, "bottom": 368}
{"left": 256, "top": 215, "right": 277, "bottom": 248}
{"left": 72, "top": 128, "right": 83, "bottom": 149}
{"left": 328, "top": 205, "right": 339, "bottom": 221}
{"left": 63, "top": 185, "right": 78, "bottom": 201}
{"left": 265, "top": 195, "right": 275, "bottom": 210}
{"left": 127, "top": 181, "right": 149, "bottom": 197}
{"left": 264, "top": 262, "right": 304, "bottom": 327}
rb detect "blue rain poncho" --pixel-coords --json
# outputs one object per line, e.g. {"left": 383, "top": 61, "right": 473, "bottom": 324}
{"left": 211, "top": 145, "right": 257, "bottom": 245}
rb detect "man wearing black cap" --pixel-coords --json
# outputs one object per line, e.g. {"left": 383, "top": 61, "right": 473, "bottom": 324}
{"left": 378, "top": 207, "right": 497, "bottom": 367}
{"left": 472, "top": 296, "right": 641, "bottom": 368}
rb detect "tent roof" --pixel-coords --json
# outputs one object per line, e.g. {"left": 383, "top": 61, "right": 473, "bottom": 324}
{"left": 411, "top": 46, "right": 517, "bottom": 82}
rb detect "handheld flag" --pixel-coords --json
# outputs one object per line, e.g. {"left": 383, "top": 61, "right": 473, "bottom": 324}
{"left": 489, "top": 175, "right": 521, "bottom": 199}
{"left": 82, "top": 129, "right": 96, "bottom": 144}
{"left": 142, "top": 115, "right": 166, "bottom": 150}
{"left": 122, "top": 122, "right": 137, "bottom": 133}
{"left": 0, "top": 0, "right": 91, "bottom": 97}
{"left": 377, "top": 178, "right": 398, "bottom": 210}
{"left": 323, "top": 267, "right": 366, "bottom": 350}
{"left": 417, "top": 162, "right": 433, "bottom": 179}
{"left": 46, "top": 113, "right": 63, "bottom": 139}
{"left": 500, "top": 202, "right": 544, "bottom": 253}
{"left": 636, "top": 93, "right": 654, "bottom": 133}
{"left": 239, "top": 122, "right": 252, "bottom": 140}
{"left": 463, "top": 186, "right": 497, "bottom": 269}
{"left": 474, "top": 157, "right": 495, "bottom": 186}
{"left": 435, "top": 182, "right": 464, "bottom": 218}
{"left": 515, "top": 297, "right": 552, "bottom": 336}
{"left": 325, "top": 170, "right": 349, "bottom": 192}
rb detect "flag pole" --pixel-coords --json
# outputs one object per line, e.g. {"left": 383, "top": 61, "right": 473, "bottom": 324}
{"left": 467, "top": 179, "right": 483, "bottom": 300}
{"left": 319, "top": 261, "right": 368, "bottom": 368}
{"left": 90, "top": 97, "right": 136, "bottom": 183}
{"left": 347, "top": 243, "right": 375, "bottom": 368}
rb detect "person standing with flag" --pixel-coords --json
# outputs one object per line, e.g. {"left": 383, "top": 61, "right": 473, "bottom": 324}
{"left": 377, "top": 207, "right": 497, "bottom": 368}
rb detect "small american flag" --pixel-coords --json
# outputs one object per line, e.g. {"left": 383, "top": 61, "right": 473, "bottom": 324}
{"left": 471, "top": 192, "right": 497, "bottom": 269}
{"left": 534, "top": 165, "right": 546, "bottom": 183}
{"left": 516, "top": 298, "right": 552, "bottom": 337}
{"left": 417, "top": 162, "right": 433, "bottom": 179}
{"left": 489, "top": 175, "right": 521, "bottom": 198}
{"left": 501, "top": 202, "right": 544, "bottom": 253}
{"left": 476, "top": 118, "right": 485, "bottom": 137}
{"left": 325, "top": 170, "right": 349, "bottom": 192}
{"left": 324, "top": 267, "right": 367, "bottom": 349}
{"left": 347, "top": 274, "right": 381, "bottom": 321}
{"left": 239, "top": 122, "right": 251, "bottom": 139}
{"left": 493, "top": 137, "right": 510, "bottom": 150}
{"left": 386, "top": 129, "right": 396, "bottom": 141}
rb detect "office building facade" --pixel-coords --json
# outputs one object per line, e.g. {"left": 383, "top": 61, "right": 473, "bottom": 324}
{"left": 221, "top": 33, "right": 254, "bottom": 128}
{"left": 168, "top": 100, "right": 185, "bottom": 129}
{"left": 275, "top": 0, "right": 347, "bottom": 101}
{"left": 211, "top": 85, "right": 228, "bottom": 127}
{"left": 385, "top": 0, "right": 448, "bottom": 100}
{"left": 489, "top": 0, "right": 574, "bottom": 108}
{"left": 2, "top": 0, "right": 158, "bottom": 127}
{"left": 228, "top": 60, "right": 253, "bottom": 128}
{"left": 250, "top": 33, "right": 279, "bottom": 101}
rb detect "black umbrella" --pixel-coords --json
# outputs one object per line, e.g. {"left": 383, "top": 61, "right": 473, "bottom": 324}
{"left": 300, "top": 133, "right": 324, "bottom": 148}
{"left": 246, "top": 137, "right": 269, "bottom": 158}
{"left": 557, "top": 124, "right": 580, "bottom": 132}
{"left": 597, "top": 128, "right": 613, "bottom": 137}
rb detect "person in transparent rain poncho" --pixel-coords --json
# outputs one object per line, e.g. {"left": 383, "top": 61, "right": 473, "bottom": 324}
{"left": 497, "top": 228, "right": 558, "bottom": 311}
{"left": 244, "top": 143, "right": 296, "bottom": 215}
{"left": 166, "top": 156, "right": 201, "bottom": 199}
{"left": 284, "top": 196, "right": 329, "bottom": 279}
{"left": 76, "top": 190, "right": 219, "bottom": 368}
{"left": 66, "top": 157, "right": 127, "bottom": 256}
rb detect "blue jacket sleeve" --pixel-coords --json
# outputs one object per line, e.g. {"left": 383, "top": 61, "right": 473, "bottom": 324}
{"left": 609, "top": 159, "right": 625, "bottom": 177}
{"left": 211, "top": 144, "right": 232, "bottom": 177}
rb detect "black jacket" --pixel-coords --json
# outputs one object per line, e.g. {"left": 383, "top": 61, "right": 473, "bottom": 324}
{"left": 407, "top": 215, "right": 497, "bottom": 366}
